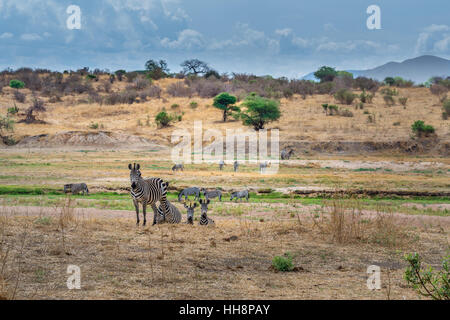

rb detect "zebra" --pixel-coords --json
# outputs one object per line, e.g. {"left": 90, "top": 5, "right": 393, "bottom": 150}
{"left": 281, "top": 149, "right": 294, "bottom": 160}
{"left": 259, "top": 161, "right": 270, "bottom": 174}
{"left": 64, "top": 183, "right": 89, "bottom": 195}
{"left": 199, "top": 199, "right": 215, "bottom": 226}
{"left": 178, "top": 187, "right": 200, "bottom": 202}
{"left": 233, "top": 161, "right": 239, "bottom": 172}
{"left": 128, "top": 163, "right": 170, "bottom": 226}
{"left": 172, "top": 164, "right": 184, "bottom": 171}
{"left": 200, "top": 188, "right": 222, "bottom": 201}
{"left": 230, "top": 190, "right": 249, "bottom": 202}
{"left": 155, "top": 200, "right": 182, "bottom": 224}
{"left": 219, "top": 160, "right": 225, "bottom": 171}
{"left": 184, "top": 202, "right": 197, "bottom": 225}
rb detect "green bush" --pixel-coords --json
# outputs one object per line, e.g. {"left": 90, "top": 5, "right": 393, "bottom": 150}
{"left": 155, "top": 111, "right": 175, "bottom": 128}
{"left": 403, "top": 253, "right": 449, "bottom": 300}
{"left": 190, "top": 101, "right": 198, "bottom": 109}
{"left": 334, "top": 89, "right": 356, "bottom": 105}
{"left": 443, "top": 99, "right": 450, "bottom": 119}
{"left": 9, "top": 79, "right": 25, "bottom": 89}
{"left": 383, "top": 95, "right": 395, "bottom": 106}
{"left": 411, "top": 120, "right": 435, "bottom": 137}
{"left": 171, "top": 103, "right": 180, "bottom": 110}
{"left": 272, "top": 253, "right": 295, "bottom": 272}
{"left": 7, "top": 106, "right": 19, "bottom": 115}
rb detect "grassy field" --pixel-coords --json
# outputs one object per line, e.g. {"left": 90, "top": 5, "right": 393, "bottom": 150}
{"left": 0, "top": 150, "right": 449, "bottom": 300}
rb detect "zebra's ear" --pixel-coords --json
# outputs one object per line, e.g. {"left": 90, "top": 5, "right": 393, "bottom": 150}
{"left": 207, "top": 199, "right": 210, "bottom": 205}
{"left": 136, "top": 164, "right": 140, "bottom": 170}
{"left": 199, "top": 199, "right": 203, "bottom": 204}
{"left": 128, "top": 164, "right": 132, "bottom": 170}
{"left": 193, "top": 203, "right": 198, "bottom": 208}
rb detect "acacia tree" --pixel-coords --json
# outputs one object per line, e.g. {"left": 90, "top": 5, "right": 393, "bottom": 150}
{"left": 213, "top": 92, "right": 238, "bottom": 122}
{"left": 239, "top": 94, "right": 281, "bottom": 130}
{"left": 181, "top": 59, "right": 209, "bottom": 76}
{"left": 145, "top": 59, "right": 170, "bottom": 80}
{"left": 314, "top": 66, "right": 338, "bottom": 83}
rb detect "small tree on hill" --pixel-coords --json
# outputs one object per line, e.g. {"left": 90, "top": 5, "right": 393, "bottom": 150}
{"left": 181, "top": 59, "right": 210, "bottom": 76}
{"left": 239, "top": 94, "right": 281, "bottom": 130}
{"left": 411, "top": 120, "right": 435, "bottom": 138}
{"left": 314, "top": 66, "right": 338, "bottom": 83}
{"left": 9, "top": 79, "right": 25, "bottom": 89}
{"left": 213, "top": 92, "right": 238, "bottom": 122}
{"left": 145, "top": 59, "right": 170, "bottom": 80}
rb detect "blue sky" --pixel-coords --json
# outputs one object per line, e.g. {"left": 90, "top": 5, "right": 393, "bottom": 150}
{"left": 0, "top": 0, "right": 449, "bottom": 77}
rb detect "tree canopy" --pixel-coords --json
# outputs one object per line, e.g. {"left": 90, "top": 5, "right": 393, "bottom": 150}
{"left": 181, "top": 59, "right": 210, "bottom": 76}
{"left": 213, "top": 92, "right": 238, "bottom": 122}
{"left": 239, "top": 94, "right": 281, "bottom": 130}
{"left": 314, "top": 66, "right": 338, "bottom": 83}
{"left": 145, "top": 59, "right": 170, "bottom": 80}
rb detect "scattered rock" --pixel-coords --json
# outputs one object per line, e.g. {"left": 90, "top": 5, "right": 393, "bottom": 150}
{"left": 224, "top": 235, "right": 239, "bottom": 242}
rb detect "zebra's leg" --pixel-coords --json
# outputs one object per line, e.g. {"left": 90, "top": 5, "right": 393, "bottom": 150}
{"left": 151, "top": 203, "right": 158, "bottom": 226}
{"left": 133, "top": 200, "right": 140, "bottom": 226}
{"left": 142, "top": 203, "right": 147, "bottom": 226}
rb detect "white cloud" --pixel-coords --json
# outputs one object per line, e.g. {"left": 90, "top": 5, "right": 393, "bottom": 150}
{"left": 20, "top": 33, "right": 42, "bottom": 41}
{"left": 415, "top": 24, "right": 450, "bottom": 55}
{"left": 275, "top": 28, "right": 292, "bottom": 37}
{"left": 160, "top": 29, "right": 205, "bottom": 49}
{"left": 0, "top": 32, "right": 13, "bottom": 39}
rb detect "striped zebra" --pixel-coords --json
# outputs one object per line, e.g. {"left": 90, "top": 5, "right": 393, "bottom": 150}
{"left": 184, "top": 202, "right": 197, "bottom": 225}
{"left": 259, "top": 161, "right": 270, "bottom": 174}
{"left": 233, "top": 161, "right": 239, "bottom": 172}
{"left": 172, "top": 164, "right": 184, "bottom": 171}
{"left": 230, "top": 190, "right": 249, "bottom": 202}
{"left": 199, "top": 199, "right": 215, "bottom": 226}
{"left": 155, "top": 200, "right": 182, "bottom": 224}
{"left": 219, "top": 160, "right": 225, "bottom": 171}
{"left": 64, "top": 183, "right": 89, "bottom": 195}
{"left": 200, "top": 188, "right": 222, "bottom": 201}
{"left": 128, "top": 163, "right": 170, "bottom": 226}
{"left": 281, "top": 149, "right": 294, "bottom": 160}
{"left": 178, "top": 187, "right": 200, "bottom": 202}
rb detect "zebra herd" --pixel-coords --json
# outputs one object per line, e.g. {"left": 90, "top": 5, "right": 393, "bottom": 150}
{"left": 128, "top": 162, "right": 254, "bottom": 227}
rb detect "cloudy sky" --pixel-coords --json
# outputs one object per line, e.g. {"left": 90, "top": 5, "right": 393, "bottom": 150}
{"left": 0, "top": 0, "right": 448, "bottom": 77}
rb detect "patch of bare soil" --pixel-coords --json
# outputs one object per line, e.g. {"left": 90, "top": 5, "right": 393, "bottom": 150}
{"left": 9, "top": 131, "right": 168, "bottom": 149}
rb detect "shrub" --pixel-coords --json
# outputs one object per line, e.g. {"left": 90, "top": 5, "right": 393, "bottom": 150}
{"left": 190, "top": 101, "right": 198, "bottom": 109}
{"left": 328, "top": 104, "right": 339, "bottom": 115}
{"left": 442, "top": 99, "right": 450, "bottom": 119}
{"left": 7, "top": 106, "right": 19, "bottom": 115}
{"left": 89, "top": 122, "right": 99, "bottom": 129}
{"left": 316, "top": 81, "right": 335, "bottom": 94}
{"left": 272, "top": 253, "right": 295, "bottom": 272}
{"left": 354, "top": 77, "right": 379, "bottom": 92}
{"left": 9, "top": 79, "right": 25, "bottom": 89}
{"left": 339, "top": 109, "right": 354, "bottom": 117}
{"left": 411, "top": 120, "right": 435, "bottom": 137}
{"left": 171, "top": 104, "right": 180, "bottom": 110}
{"left": 13, "top": 90, "right": 26, "bottom": 103}
{"left": 334, "top": 89, "right": 356, "bottom": 105}
{"left": 0, "top": 115, "right": 14, "bottom": 134}
{"left": 133, "top": 75, "right": 150, "bottom": 90}
{"left": 381, "top": 88, "right": 399, "bottom": 96}
{"left": 167, "top": 82, "right": 192, "bottom": 97}
{"left": 383, "top": 95, "right": 395, "bottom": 106}
{"left": 155, "top": 111, "right": 175, "bottom": 128}
{"left": 403, "top": 253, "right": 449, "bottom": 300}
{"left": 399, "top": 97, "right": 408, "bottom": 107}
{"left": 140, "top": 85, "right": 162, "bottom": 100}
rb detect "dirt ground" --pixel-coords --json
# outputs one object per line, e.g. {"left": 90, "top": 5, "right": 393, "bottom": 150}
{"left": 0, "top": 203, "right": 448, "bottom": 300}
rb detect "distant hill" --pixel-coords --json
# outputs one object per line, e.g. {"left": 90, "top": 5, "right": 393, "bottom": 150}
{"left": 301, "top": 55, "right": 450, "bottom": 84}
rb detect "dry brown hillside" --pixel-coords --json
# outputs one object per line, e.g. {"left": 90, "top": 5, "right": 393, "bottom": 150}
{"left": 1, "top": 76, "right": 449, "bottom": 154}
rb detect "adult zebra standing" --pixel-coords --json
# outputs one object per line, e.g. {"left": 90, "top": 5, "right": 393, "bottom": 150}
{"left": 128, "top": 163, "right": 170, "bottom": 226}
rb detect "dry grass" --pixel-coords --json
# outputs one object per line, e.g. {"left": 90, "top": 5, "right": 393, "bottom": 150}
{"left": 0, "top": 200, "right": 447, "bottom": 300}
